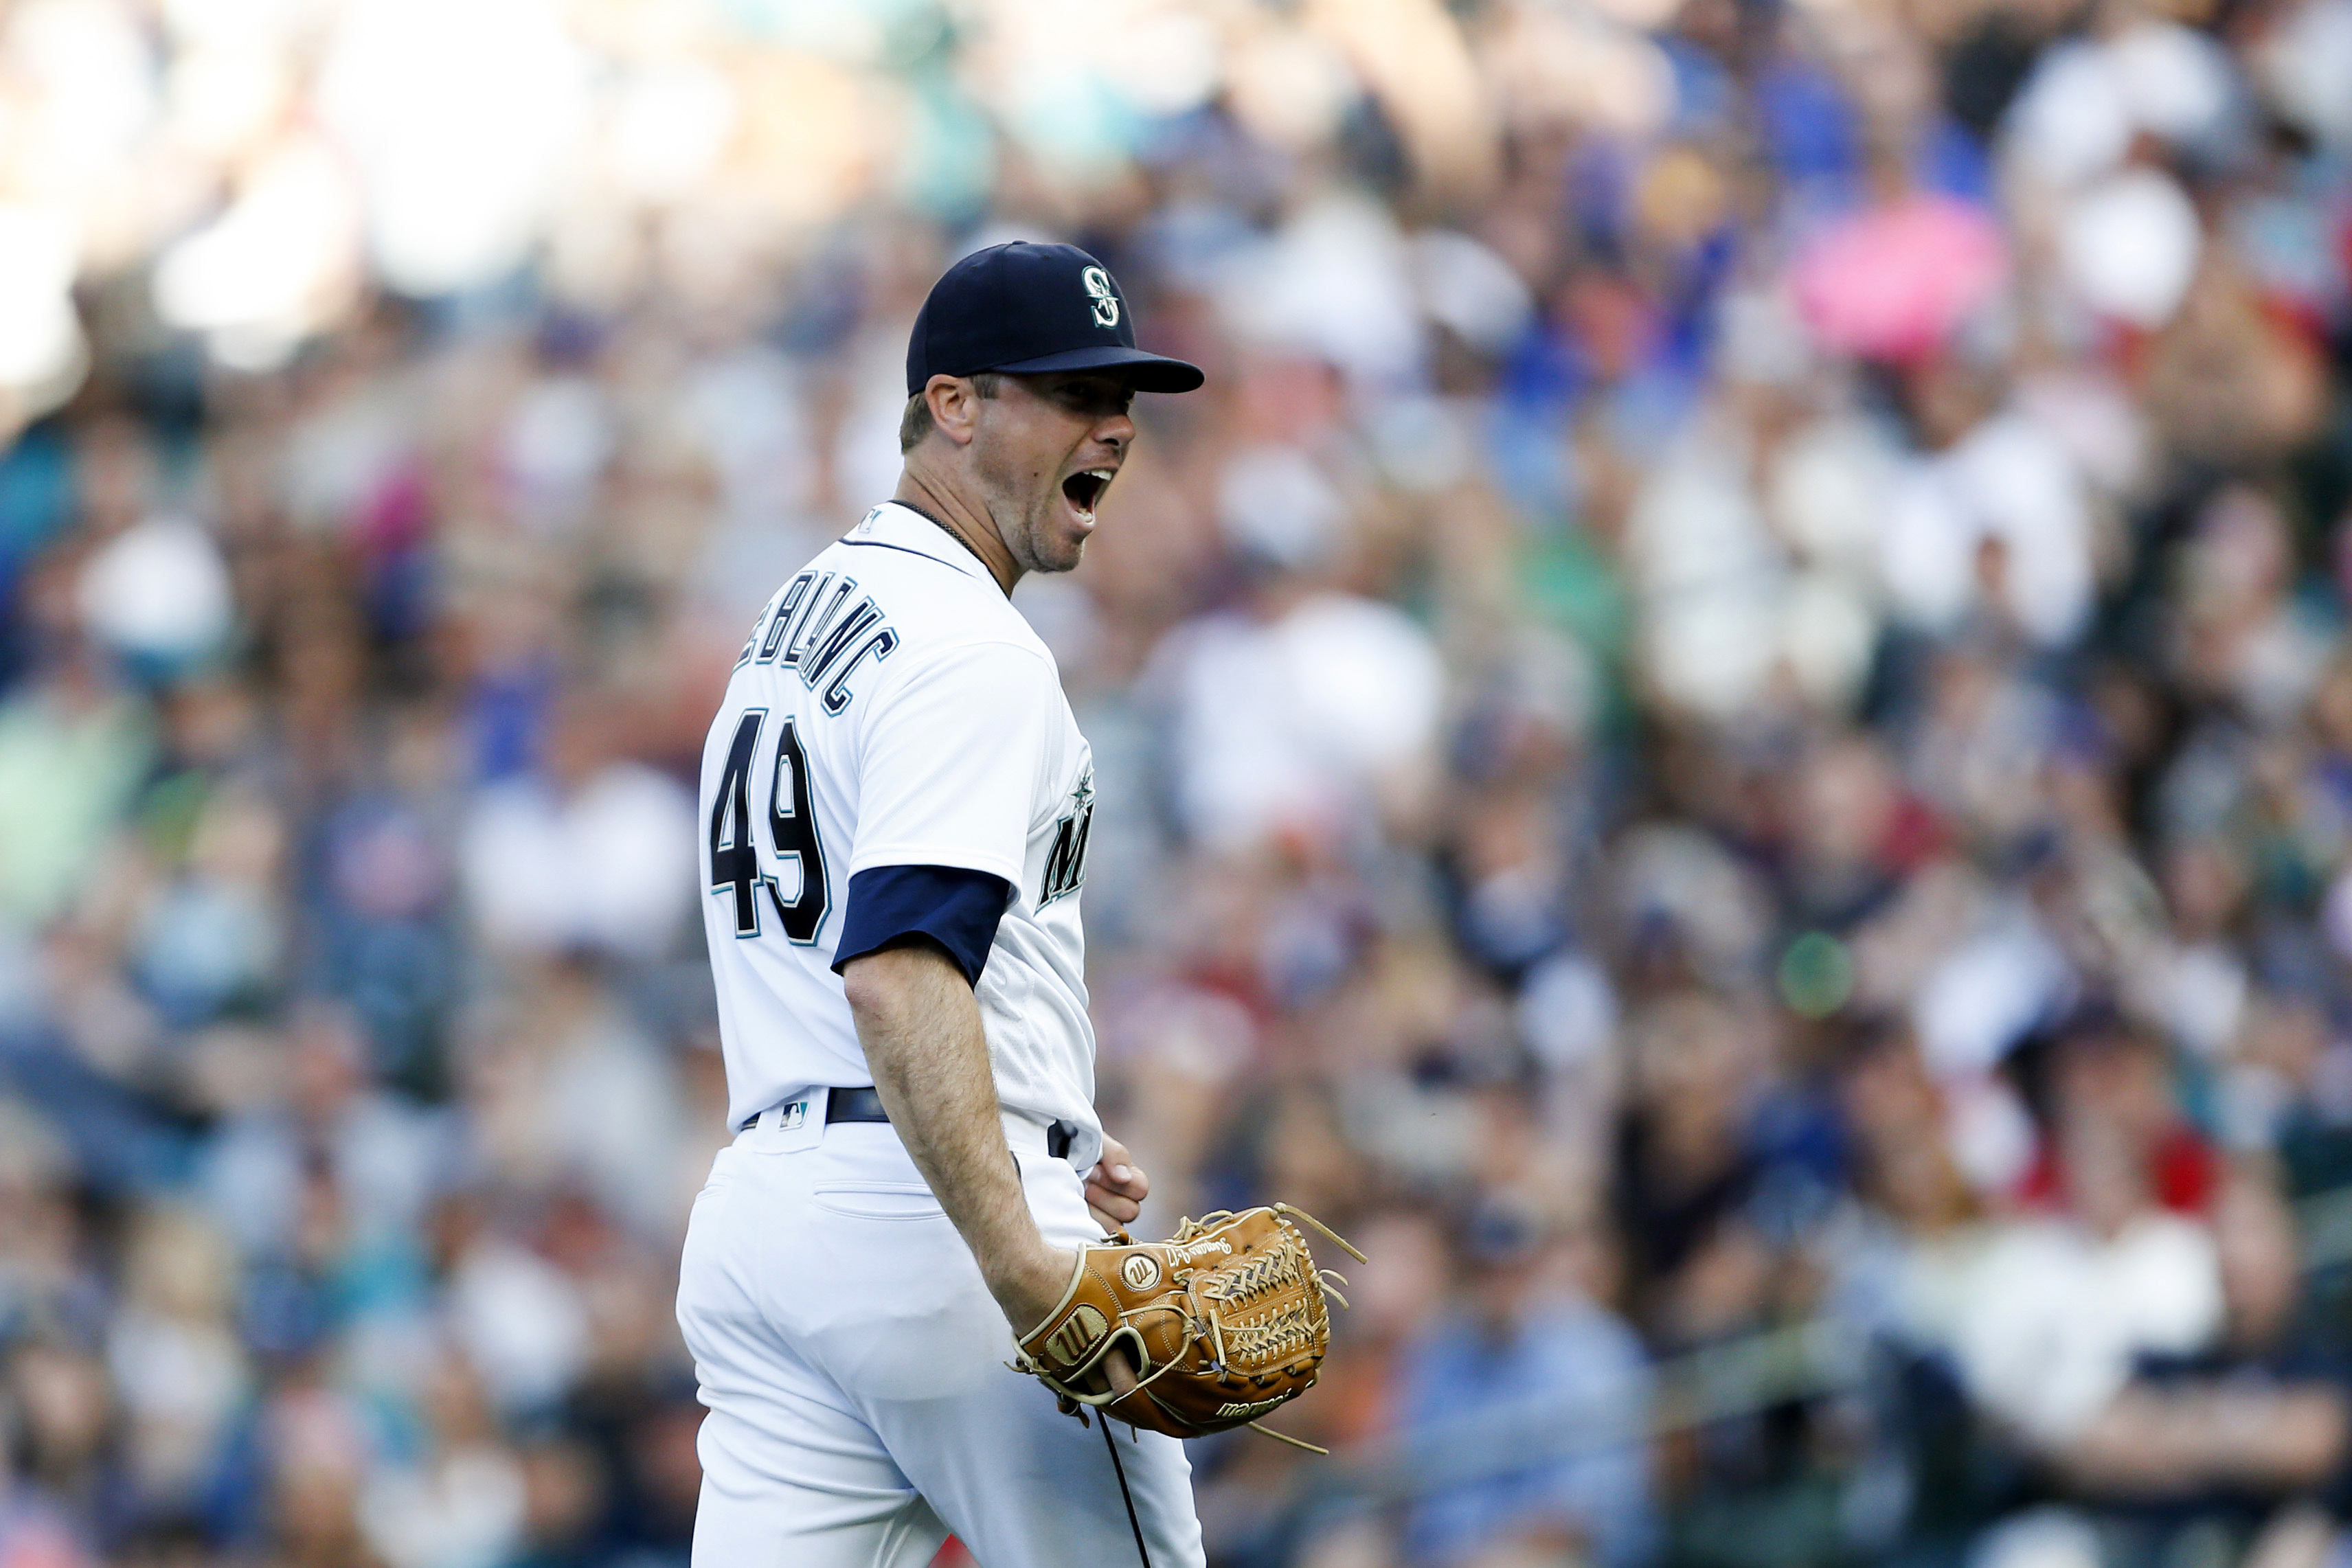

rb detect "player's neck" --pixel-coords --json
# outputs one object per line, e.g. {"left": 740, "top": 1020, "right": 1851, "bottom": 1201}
{"left": 892, "top": 467, "right": 1019, "bottom": 597}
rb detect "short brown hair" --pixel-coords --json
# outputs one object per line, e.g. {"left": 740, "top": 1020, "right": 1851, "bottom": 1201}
{"left": 898, "top": 372, "right": 1003, "bottom": 453}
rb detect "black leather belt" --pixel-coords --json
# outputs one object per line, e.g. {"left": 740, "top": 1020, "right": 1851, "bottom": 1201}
{"left": 827, "top": 1085, "right": 890, "bottom": 1124}
{"left": 813, "top": 1087, "right": 1076, "bottom": 1160}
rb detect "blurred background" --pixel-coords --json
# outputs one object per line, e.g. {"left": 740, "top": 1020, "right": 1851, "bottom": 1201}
{"left": 0, "top": 0, "right": 2349, "bottom": 1566}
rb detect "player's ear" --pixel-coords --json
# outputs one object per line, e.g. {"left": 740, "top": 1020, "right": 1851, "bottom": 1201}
{"left": 925, "top": 374, "right": 982, "bottom": 447}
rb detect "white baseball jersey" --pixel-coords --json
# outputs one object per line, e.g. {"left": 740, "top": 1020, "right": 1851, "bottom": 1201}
{"left": 697, "top": 501, "right": 1102, "bottom": 1168}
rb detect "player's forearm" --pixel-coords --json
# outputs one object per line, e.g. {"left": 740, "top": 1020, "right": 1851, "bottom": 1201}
{"left": 841, "top": 942, "right": 1066, "bottom": 1328}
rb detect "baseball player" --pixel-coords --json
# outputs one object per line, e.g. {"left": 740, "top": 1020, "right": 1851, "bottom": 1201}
{"left": 677, "top": 242, "right": 1207, "bottom": 1567}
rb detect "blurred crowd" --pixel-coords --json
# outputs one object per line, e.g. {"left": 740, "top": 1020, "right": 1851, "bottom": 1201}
{"left": 1, "top": 1, "right": 2350, "bottom": 1566}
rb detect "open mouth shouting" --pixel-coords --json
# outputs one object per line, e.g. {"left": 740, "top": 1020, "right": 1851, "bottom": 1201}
{"left": 1061, "top": 467, "right": 1114, "bottom": 524}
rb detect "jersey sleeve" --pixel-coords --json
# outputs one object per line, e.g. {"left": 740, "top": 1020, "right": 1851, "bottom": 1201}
{"left": 830, "top": 865, "right": 1013, "bottom": 984}
{"left": 848, "top": 637, "right": 1056, "bottom": 887}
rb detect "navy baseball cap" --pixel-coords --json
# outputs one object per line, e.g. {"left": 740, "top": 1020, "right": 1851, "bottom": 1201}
{"left": 905, "top": 242, "right": 1204, "bottom": 396}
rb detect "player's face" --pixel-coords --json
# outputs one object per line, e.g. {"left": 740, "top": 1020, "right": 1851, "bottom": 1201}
{"left": 969, "top": 372, "right": 1135, "bottom": 576}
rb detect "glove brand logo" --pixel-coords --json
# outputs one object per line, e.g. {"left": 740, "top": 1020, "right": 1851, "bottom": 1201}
{"left": 1121, "top": 1254, "right": 1162, "bottom": 1291}
{"left": 1164, "top": 1236, "right": 1232, "bottom": 1266}
{"left": 1214, "top": 1396, "right": 1290, "bottom": 1421}
{"left": 1082, "top": 266, "right": 1120, "bottom": 328}
{"left": 1044, "top": 1304, "right": 1108, "bottom": 1367}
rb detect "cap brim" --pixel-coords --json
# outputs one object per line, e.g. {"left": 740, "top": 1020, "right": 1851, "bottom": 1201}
{"left": 988, "top": 345, "right": 1205, "bottom": 394}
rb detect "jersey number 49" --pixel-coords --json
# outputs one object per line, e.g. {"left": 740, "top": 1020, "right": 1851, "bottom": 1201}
{"left": 709, "top": 708, "right": 829, "bottom": 944}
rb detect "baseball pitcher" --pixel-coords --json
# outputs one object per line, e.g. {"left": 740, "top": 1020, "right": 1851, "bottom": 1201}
{"left": 679, "top": 242, "right": 1247, "bottom": 1568}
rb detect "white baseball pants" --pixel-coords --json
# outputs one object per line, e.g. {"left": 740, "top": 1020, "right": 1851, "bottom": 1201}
{"left": 677, "top": 1111, "right": 1204, "bottom": 1568}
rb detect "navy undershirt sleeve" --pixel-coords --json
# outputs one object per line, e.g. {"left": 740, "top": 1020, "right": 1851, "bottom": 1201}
{"left": 830, "top": 865, "right": 1013, "bottom": 987}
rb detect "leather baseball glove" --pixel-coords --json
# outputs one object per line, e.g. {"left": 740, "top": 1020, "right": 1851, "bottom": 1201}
{"left": 1013, "top": 1205, "right": 1364, "bottom": 1450}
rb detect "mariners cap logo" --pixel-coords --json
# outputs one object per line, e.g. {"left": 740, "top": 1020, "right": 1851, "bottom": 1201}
{"left": 905, "top": 242, "right": 1201, "bottom": 394}
{"left": 1081, "top": 266, "right": 1120, "bottom": 329}
{"left": 1121, "top": 1253, "right": 1161, "bottom": 1291}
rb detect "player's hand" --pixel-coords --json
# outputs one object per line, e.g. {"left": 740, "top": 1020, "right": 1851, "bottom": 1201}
{"left": 1085, "top": 1135, "right": 1149, "bottom": 1234}
{"left": 995, "top": 1244, "right": 1084, "bottom": 1341}
{"left": 1103, "top": 1343, "right": 1140, "bottom": 1398}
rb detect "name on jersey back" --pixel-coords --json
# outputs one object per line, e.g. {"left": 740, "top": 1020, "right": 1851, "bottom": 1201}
{"left": 736, "top": 569, "right": 900, "bottom": 716}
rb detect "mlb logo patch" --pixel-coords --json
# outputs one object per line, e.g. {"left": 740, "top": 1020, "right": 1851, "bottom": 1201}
{"left": 743, "top": 1096, "right": 822, "bottom": 1152}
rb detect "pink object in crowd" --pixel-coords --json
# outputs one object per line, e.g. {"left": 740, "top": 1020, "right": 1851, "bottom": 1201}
{"left": 1792, "top": 194, "right": 2010, "bottom": 363}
